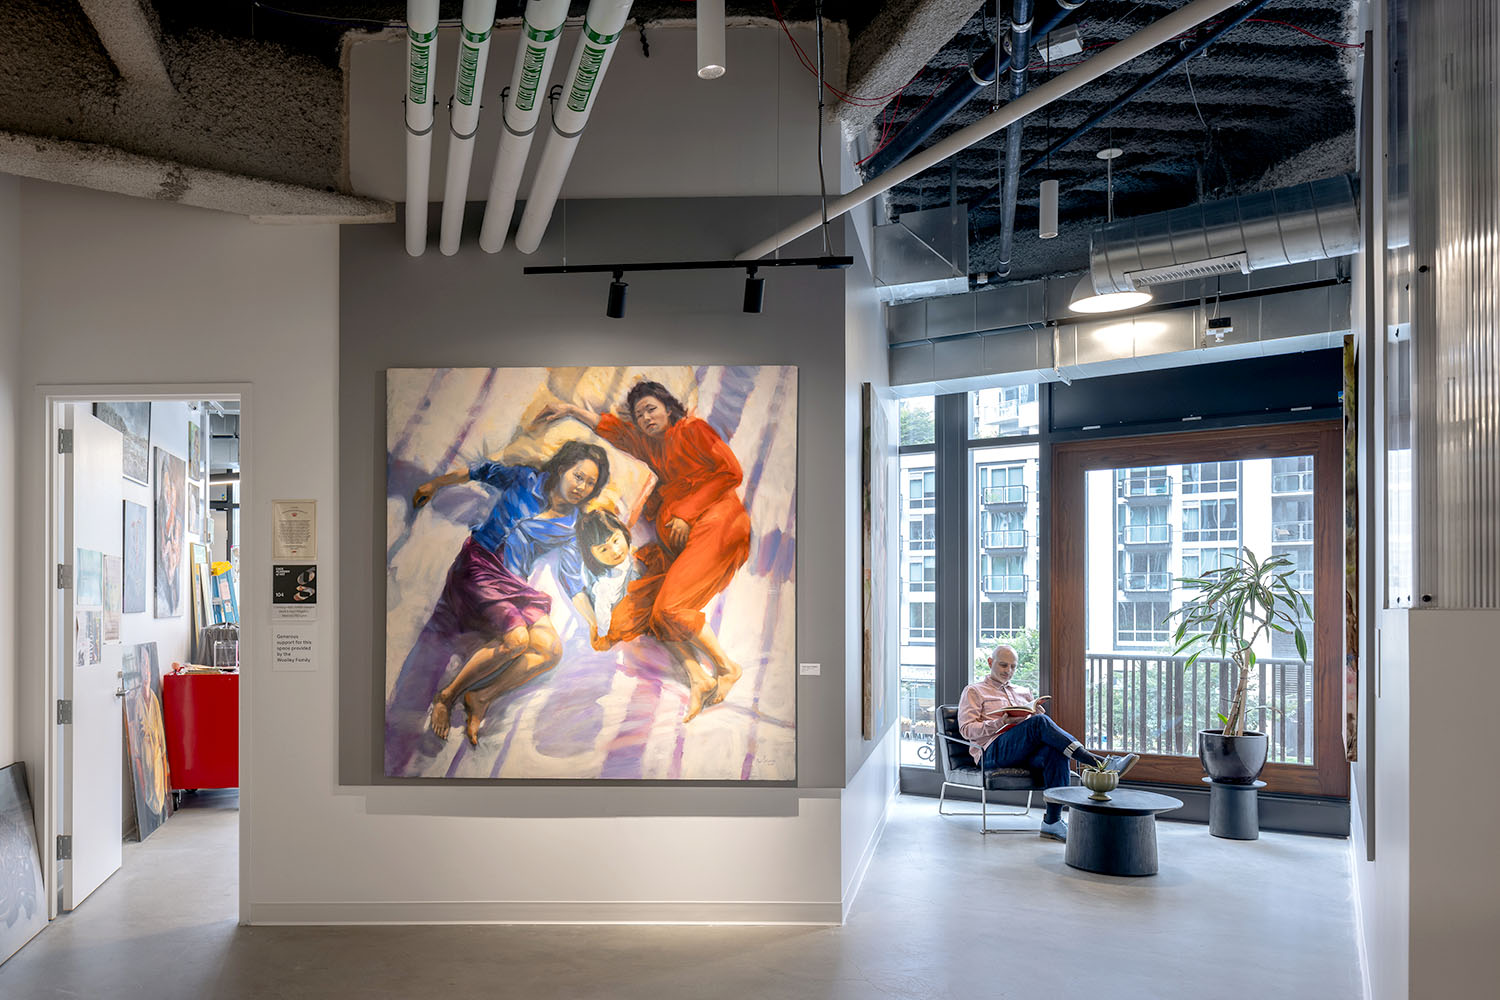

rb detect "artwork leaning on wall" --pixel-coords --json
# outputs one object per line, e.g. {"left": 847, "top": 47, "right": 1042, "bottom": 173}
{"left": 383, "top": 366, "right": 798, "bottom": 781}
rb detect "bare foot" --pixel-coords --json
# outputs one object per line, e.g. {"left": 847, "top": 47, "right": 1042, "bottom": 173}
{"left": 462, "top": 691, "right": 489, "bottom": 746}
{"left": 430, "top": 698, "right": 452, "bottom": 739}
{"left": 683, "top": 678, "right": 715, "bottom": 723}
{"left": 707, "top": 660, "right": 743, "bottom": 708}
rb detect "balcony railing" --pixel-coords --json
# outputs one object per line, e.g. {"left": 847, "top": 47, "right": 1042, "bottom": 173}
{"left": 1118, "top": 476, "right": 1172, "bottom": 499}
{"left": 1272, "top": 471, "right": 1314, "bottom": 493}
{"left": 983, "top": 529, "right": 1028, "bottom": 549}
{"left": 982, "top": 573, "right": 1028, "bottom": 594}
{"left": 1083, "top": 652, "right": 1314, "bottom": 764}
{"left": 1274, "top": 521, "right": 1314, "bottom": 543}
{"left": 1121, "top": 571, "right": 1172, "bottom": 592}
{"left": 1121, "top": 523, "right": 1171, "bottom": 544}
{"left": 982, "top": 485, "right": 1028, "bottom": 505}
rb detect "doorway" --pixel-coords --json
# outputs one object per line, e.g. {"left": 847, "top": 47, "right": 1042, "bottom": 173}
{"left": 42, "top": 387, "right": 247, "bottom": 920}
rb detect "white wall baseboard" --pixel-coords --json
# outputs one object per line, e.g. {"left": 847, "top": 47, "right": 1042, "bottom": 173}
{"left": 247, "top": 898, "right": 843, "bottom": 926}
{"left": 840, "top": 774, "right": 898, "bottom": 923}
{"left": 1348, "top": 840, "right": 1375, "bottom": 1000}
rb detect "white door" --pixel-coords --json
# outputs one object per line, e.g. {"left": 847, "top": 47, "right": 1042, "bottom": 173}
{"left": 59, "top": 405, "right": 125, "bottom": 910}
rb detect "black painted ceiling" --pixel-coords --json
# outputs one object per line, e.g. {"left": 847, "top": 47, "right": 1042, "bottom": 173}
{"left": 869, "top": 0, "right": 1359, "bottom": 281}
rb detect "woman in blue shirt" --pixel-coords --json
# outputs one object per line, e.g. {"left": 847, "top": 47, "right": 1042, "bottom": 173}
{"left": 404, "top": 439, "right": 609, "bottom": 747}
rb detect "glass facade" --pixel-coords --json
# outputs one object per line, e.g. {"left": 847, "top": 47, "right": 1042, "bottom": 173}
{"left": 896, "top": 396, "right": 936, "bottom": 767}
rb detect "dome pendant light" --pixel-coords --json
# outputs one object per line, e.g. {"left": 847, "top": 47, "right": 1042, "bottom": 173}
{"left": 1069, "top": 147, "right": 1154, "bottom": 314}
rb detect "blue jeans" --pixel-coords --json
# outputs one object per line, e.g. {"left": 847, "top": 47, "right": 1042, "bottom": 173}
{"left": 981, "top": 714, "right": 1079, "bottom": 792}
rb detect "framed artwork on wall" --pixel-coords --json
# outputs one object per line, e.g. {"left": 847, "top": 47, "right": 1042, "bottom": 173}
{"left": 861, "top": 383, "right": 895, "bottom": 740}
{"left": 92, "top": 401, "right": 151, "bottom": 485}
{"left": 123, "top": 500, "right": 148, "bottom": 614}
{"left": 187, "top": 421, "right": 204, "bottom": 482}
{"left": 154, "top": 448, "right": 186, "bottom": 619}
{"left": 384, "top": 366, "right": 798, "bottom": 781}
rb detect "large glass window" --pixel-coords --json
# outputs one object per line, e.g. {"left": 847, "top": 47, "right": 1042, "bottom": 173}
{"left": 970, "top": 438, "right": 1040, "bottom": 689}
{"left": 896, "top": 402, "right": 936, "bottom": 768}
{"left": 1080, "top": 455, "right": 1317, "bottom": 767}
{"left": 970, "top": 385, "right": 1040, "bottom": 438}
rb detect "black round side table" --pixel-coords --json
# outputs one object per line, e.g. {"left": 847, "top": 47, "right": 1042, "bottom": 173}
{"left": 1202, "top": 777, "right": 1267, "bottom": 840}
{"left": 1043, "top": 786, "right": 1184, "bottom": 876}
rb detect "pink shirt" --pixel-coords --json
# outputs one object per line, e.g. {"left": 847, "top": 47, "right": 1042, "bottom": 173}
{"left": 957, "top": 675, "right": 1038, "bottom": 764}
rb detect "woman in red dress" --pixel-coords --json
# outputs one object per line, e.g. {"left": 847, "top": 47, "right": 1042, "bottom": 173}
{"left": 536, "top": 381, "right": 750, "bottom": 721}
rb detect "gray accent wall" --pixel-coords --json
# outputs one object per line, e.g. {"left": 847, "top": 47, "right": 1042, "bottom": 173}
{"left": 339, "top": 197, "right": 858, "bottom": 793}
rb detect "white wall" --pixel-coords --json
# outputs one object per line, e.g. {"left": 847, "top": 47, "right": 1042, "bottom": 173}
{"left": 347, "top": 21, "right": 847, "bottom": 203}
{"left": 0, "top": 175, "right": 20, "bottom": 769}
{"left": 16, "top": 180, "right": 885, "bottom": 925}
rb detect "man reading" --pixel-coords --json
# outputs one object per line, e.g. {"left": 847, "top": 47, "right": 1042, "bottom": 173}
{"left": 958, "top": 644, "right": 1139, "bottom": 842}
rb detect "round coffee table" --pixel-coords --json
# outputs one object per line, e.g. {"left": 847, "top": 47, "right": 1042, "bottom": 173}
{"left": 1042, "top": 786, "right": 1184, "bottom": 877}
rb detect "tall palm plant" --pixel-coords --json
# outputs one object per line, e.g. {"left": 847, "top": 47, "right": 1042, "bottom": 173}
{"left": 1166, "top": 549, "right": 1312, "bottom": 738}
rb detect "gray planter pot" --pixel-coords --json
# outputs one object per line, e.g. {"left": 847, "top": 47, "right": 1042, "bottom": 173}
{"left": 1198, "top": 729, "right": 1269, "bottom": 784}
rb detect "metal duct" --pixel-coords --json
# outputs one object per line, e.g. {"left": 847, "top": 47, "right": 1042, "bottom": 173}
{"left": 1090, "top": 174, "right": 1360, "bottom": 294}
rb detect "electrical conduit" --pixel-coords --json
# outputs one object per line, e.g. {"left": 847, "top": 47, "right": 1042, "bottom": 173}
{"left": 478, "top": 0, "right": 570, "bottom": 253}
{"left": 514, "top": 0, "right": 634, "bottom": 255}
{"left": 439, "top": 0, "right": 499, "bottom": 256}
{"left": 404, "top": 0, "right": 440, "bottom": 257}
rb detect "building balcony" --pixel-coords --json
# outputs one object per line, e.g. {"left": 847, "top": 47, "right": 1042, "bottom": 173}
{"left": 1121, "top": 523, "right": 1172, "bottom": 545}
{"left": 981, "top": 484, "right": 1028, "bottom": 506}
{"left": 1121, "top": 571, "right": 1172, "bottom": 592}
{"left": 1272, "top": 471, "right": 1314, "bottom": 493}
{"left": 981, "top": 573, "right": 1028, "bottom": 594}
{"left": 1273, "top": 521, "right": 1314, "bottom": 543}
{"left": 982, "top": 529, "right": 1028, "bottom": 549}
{"left": 1118, "top": 476, "right": 1172, "bottom": 500}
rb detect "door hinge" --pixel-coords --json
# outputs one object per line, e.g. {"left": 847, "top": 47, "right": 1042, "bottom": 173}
{"left": 56, "top": 835, "right": 72, "bottom": 860}
{"left": 57, "top": 699, "right": 72, "bottom": 725}
{"left": 57, "top": 563, "right": 72, "bottom": 589}
{"left": 57, "top": 428, "right": 73, "bottom": 454}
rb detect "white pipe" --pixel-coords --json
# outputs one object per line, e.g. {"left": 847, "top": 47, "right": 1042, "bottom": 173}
{"left": 737, "top": 0, "right": 1245, "bottom": 261}
{"left": 439, "top": 0, "right": 499, "bottom": 256}
{"left": 478, "top": 0, "right": 570, "bottom": 253}
{"left": 514, "top": 0, "right": 634, "bottom": 255}
{"left": 404, "top": 0, "right": 440, "bottom": 257}
{"left": 697, "top": 0, "right": 726, "bottom": 80}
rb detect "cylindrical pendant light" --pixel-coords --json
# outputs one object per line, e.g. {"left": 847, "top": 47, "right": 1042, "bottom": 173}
{"left": 1039, "top": 178, "right": 1059, "bottom": 239}
{"left": 697, "top": 0, "right": 726, "bottom": 79}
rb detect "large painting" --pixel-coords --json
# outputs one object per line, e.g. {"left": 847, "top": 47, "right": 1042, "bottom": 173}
{"left": 861, "top": 383, "right": 894, "bottom": 740}
{"left": 121, "top": 643, "right": 172, "bottom": 840}
{"left": 154, "top": 448, "right": 186, "bottom": 618}
{"left": 92, "top": 401, "right": 150, "bottom": 485}
{"left": 384, "top": 366, "right": 797, "bottom": 781}
{"left": 0, "top": 762, "right": 47, "bottom": 967}
{"left": 123, "top": 500, "right": 148, "bottom": 614}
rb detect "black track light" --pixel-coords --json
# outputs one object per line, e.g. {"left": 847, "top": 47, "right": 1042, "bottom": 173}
{"left": 743, "top": 267, "right": 765, "bottom": 313}
{"left": 606, "top": 270, "right": 628, "bottom": 319}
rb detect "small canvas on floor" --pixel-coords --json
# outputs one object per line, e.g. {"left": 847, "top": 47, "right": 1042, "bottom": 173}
{"left": 0, "top": 762, "right": 46, "bottom": 967}
{"left": 122, "top": 643, "right": 173, "bottom": 840}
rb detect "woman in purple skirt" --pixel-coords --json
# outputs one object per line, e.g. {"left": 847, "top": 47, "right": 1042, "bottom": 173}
{"left": 389, "top": 440, "right": 609, "bottom": 756}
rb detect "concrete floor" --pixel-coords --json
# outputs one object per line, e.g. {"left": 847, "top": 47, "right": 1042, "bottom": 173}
{"left": 0, "top": 793, "right": 1363, "bottom": 999}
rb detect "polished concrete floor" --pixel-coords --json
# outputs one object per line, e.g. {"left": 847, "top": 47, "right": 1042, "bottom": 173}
{"left": 0, "top": 792, "right": 1363, "bottom": 999}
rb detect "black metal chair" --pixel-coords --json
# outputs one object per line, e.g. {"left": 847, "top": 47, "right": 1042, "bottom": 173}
{"left": 936, "top": 704, "right": 1052, "bottom": 835}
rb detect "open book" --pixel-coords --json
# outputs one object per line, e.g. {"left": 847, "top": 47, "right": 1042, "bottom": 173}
{"left": 994, "top": 695, "right": 1051, "bottom": 718}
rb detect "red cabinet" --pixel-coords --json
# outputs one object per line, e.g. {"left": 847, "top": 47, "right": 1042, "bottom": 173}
{"left": 162, "top": 673, "right": 239, "bottom": 789}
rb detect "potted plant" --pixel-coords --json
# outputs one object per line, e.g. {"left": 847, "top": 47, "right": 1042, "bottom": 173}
{"left": 1166, "top": 549, "right": 1311, "bottom": 784}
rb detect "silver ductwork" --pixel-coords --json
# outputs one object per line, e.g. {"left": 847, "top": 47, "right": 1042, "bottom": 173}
{"left": 1090, "top": 174, "right": 1360, "bottom": 294}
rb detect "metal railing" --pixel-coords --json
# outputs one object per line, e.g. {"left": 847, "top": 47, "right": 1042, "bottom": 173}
{"left": 1274, "top": 521, "right": 1315, "bottom": 542}
{"left": 1121, "top": 523, "right": 1172, "bottom": 544}
{"left": 1084, "top": 652, "right": 1314, "bottom": 764}
{"left": 1118, "top": 475, "right": 1172, "bottom": 498}
{"left": 1272, "top": 471, "right": 1314, "bottom": 493}
{"left": 981, "top": 485, "right": 1028, "bottom": 505}
{"left": 982, "top": 528, "right": 1028, "bottom": 549}
{"left": 1122, "top": 571, "right": 1172, "bottom": 591}
{"left": 982, "top": 573, "right": 1028, "bottom": 593}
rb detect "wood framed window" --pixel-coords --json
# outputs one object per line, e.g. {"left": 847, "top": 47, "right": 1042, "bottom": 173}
{"left": 1049, "top": 421, "right": 1346, "bottom": 798}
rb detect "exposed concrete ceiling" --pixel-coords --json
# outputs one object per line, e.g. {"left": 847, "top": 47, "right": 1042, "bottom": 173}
{"left": 0, "top": 0, "right": 1359, "bottom": 290}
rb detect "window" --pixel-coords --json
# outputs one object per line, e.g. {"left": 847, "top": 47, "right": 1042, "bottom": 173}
{"left": 978, "top": 600, "right": 1026, "bottom": 640}
{"left": 908, "top": 556, "right": 935, "bottom": 592}
{"left": 908, "top": 470, "right": 935, "bottom": 507}
{"left": 1182, "top": 499, "right": 1238, "bottom": 542}
{"left": 898, "top": 396, "right": 935, "bottom": 446}
{"left": 908, "top": 513, "right": 935, "bottom": 551}
{"left": 970, "top": 385, "right": 1040, "bottom": 438}
{"left": 1118, "top": 465, "right": 1171, "bottom": 497}
{"left": 908, "top": 602, "right": 935, "bottom": 640}
{"left": 1061, "top": 435, "right": 1339, "bottom": 797}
